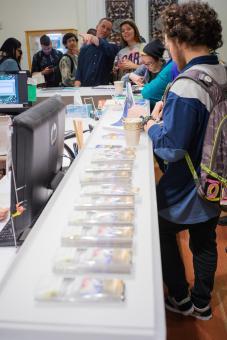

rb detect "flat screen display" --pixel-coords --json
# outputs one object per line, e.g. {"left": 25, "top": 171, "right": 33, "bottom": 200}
{"left": 0, "top": 71, "right": 29, "bottom": 113}
{"left": 0, "top": 73, "right": 19, "bottom": 104}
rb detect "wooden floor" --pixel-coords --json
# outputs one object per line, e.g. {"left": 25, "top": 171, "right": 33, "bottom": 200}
{"left": 153, "top": 163, "right": 227, "bottom": 339}
{"left": 166, "top": 224, "right": 227, "bottom": 340}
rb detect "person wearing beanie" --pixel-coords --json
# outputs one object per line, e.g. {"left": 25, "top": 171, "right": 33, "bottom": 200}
{"left": 121, "top": 39, "right": 166, "bottom": 87}
{"left": 141, "top": 58, "right": 179, "bottom": 109}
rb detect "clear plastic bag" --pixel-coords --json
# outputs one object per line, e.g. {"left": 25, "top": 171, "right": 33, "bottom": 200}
{"left": 95, "top": 145, "right": 135, "bottom": 151}
{"left": 80, "top": 170, "right": 132, "bottom": 184}
{"left": 85, "top": 162, "right": 134, "bottom": 172}
{"left": 92, "top": 153, "right": 135, "bottom": 163}
{"left": 68, "top": 210, "right": 134, "bottom": 225}
{"left": 91, "top": 147, "right": 136, "bottom": 163}
{"left": 53, "top": 247, "right": 133, "bottom": 274}
{"left": 61, "top": 226, "right": 134, "bottom": 248}
{"left": 74, "top": 195, "right": 134, "bottom": 210}
{"left": 81, "top": 183, "right": 139, "bottom": 196}
{"left": 35, "top": 276, "right": 125, "bottom": 303}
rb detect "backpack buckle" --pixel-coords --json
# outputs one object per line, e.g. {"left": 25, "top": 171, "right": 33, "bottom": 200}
{"left": 198, "top": 74, "right": 212, "bottom": 85}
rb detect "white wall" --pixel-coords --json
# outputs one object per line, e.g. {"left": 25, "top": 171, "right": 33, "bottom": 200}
{"left": 0, "top": 0, "right": 105, "bottom": 69}
{"left": 0, "top": 0, "right": 226, "bottom": 70}
{"left": 204, "top": 0, "right": 227, "bottom": 61}
{"left": 179, "top": 0, "right": 227, "bottom": 61}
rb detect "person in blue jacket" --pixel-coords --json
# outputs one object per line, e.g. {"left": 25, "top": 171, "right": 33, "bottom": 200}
{"left": 0, "top": 38, "right": 22, "bottom": 72}
{"left": 145, "top": 1, "right": 225, "bottom": 320}
{"left": 75, "top": 18, "right": 119, "bottom": 87}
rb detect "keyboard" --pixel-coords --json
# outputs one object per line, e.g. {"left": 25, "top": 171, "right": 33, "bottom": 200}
{"left": 0, "top": 219, "right": 23, "bottom": 247}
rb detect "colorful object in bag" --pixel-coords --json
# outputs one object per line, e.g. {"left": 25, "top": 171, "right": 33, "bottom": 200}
{"left": 11, "top": 202, "right": 25, "bottom": 218}
{"left": 178, "top": 69, "right": 227, "bottom": 211}
{"left": 204, "top": 178, "right": 221, "bottom": 201}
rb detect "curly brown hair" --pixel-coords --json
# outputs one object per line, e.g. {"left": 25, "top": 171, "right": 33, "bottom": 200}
{"left": 161, "top": 1, "right": 223, "bottom": 51}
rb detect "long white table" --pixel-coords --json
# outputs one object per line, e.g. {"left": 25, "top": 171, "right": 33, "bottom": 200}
{"left": 0, "top": 108, "right": 166, "bottom": 340}
{"left": 37, "top": 86, "right": 114, "bottom": 107}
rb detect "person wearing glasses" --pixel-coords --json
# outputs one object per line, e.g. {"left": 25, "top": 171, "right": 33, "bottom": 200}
{"left": 141, "top": 58, "right": 179, "bottom": 109}
{"left": 121, "top": 39, "right": 166, "bottom": 86}
{"left": 0, "top": 38, "right": 22, "bottom": 71}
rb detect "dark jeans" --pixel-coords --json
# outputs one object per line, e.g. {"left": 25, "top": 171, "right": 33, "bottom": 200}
{"left": 158, "top": 215, "right": 219, "bottom": 308}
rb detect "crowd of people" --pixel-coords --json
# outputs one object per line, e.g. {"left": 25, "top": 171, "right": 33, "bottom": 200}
{"left": 0, "top": 17, "right": 174, "bottom": 91}
{"left": 0, "top": 0, "right": 226, "bottom": 322}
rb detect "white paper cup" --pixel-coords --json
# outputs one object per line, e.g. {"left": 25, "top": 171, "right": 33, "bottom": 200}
{"left": 123, "top": 118, "right": 142, "bottom": 146}
{"left": 114, "top": 81, "right": 124, "bottom": 96}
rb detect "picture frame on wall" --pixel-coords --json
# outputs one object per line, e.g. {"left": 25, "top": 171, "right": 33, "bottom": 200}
{"left": 25, "top": 29, "right": 78, "bottom": 70}
{"left": 105, "top": 0, "right": 135, "bottom": 44}
{"left": 148, "top": 0, "right": 177, "bottom": 41}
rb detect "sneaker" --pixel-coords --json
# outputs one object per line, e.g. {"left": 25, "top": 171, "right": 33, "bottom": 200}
{"left": 165, "top": 295, "right": 194, "bottom": 315}
{"left": 191, "top": 304, "right": 212, "bottom": 320}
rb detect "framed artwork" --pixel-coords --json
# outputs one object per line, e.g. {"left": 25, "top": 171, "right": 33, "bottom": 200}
{"left": 105, "top": 0, "right": 135, "bottom": 44}
{"left": 148, "top": 0, "right": 177, "bottom": 41}
{"left": 25, "top": 29, "right": 78, "bottom": 70}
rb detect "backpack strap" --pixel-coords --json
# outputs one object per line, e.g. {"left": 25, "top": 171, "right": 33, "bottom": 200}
{"left": 171, "top": 69, "right": 224, "bottom": 108}
{"left": 185, "top": 152, "right": 201, "bottom": 189}
{"left": 170, "top": 68, "right": 227, "bottom": 189}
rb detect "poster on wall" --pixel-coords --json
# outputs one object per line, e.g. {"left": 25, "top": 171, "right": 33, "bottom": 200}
{"left": 105, "top": 0, "right": 135, "bottom": 44}
{"left": 149, "top": 0, "right": 177, "bottom": 41}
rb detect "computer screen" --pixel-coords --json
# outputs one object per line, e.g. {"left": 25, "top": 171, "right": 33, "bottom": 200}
{"left": 10, "top": 95, "right": 65, "bottom": 240}
{"left": 0, "top": 71, "right": 29, "bottom": 113}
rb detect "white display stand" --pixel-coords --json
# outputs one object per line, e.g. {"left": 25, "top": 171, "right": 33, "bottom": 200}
{"left": 0, "top": 108, "right": 166, "bottom": 340}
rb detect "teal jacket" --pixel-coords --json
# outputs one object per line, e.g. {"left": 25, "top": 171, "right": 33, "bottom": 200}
{"left": 141, "top": 60, "right": 173, "bottom": 109}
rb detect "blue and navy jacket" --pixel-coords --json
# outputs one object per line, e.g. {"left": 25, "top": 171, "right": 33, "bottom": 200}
{"left": 148, "top": 55, "right": 226, "bottom": 224}
{"left": 76, "top": 38, "right": 119, "bottom": 86}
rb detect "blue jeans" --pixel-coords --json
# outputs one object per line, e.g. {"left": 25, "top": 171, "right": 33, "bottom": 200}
{"left": 158, "top": 215, "right": 219, "bottom": 307}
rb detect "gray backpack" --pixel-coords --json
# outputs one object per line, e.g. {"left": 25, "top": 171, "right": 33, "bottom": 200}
{"left": 169, "top": 69, "right": 227, "bottom": 211}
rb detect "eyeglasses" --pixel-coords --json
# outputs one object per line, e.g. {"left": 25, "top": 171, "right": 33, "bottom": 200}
{"left": 144, "top": 61, "right": 155, "bottom": 66}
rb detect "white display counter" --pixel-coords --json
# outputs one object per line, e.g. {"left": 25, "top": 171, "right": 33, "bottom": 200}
{"left": 0, "top": 108, "right": 166, "bottom": 340}
{"left": 37, "top": 86, "right": 114, "bottom": 106}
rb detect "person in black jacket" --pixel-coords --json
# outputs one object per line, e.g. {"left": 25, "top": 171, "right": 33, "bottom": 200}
{"left": 31, "top": 35, "right": 63, "bottom": 87}
{"left": 75, "top": 18, "right": 119, "bottom": 87}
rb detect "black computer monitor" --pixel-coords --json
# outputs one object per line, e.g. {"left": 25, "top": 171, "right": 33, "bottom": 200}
{"left": 10, "top": 95, "right": 65, "bottom": 239}
{"left": 0, "top": 71, "right": 29, "bottom": 113}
